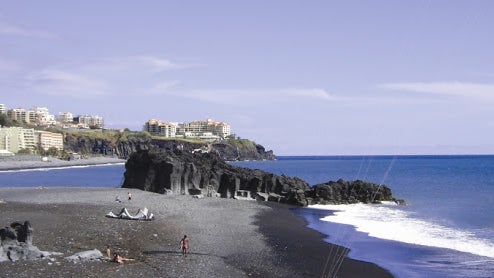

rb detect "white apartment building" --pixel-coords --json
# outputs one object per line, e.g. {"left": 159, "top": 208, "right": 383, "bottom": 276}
{"left": 144, "top": 119, "right": 177, "bottom": 137}
{"left": 58, "top": 112, "right": 74, "bottom": 123}
{"left": 0, "top": 127, "right": 36, "bottom": 153}
{"left": 144, "top": 118, "right": 231, "bottom": 140}
{"left": 0, "top": 104, "right": 6, "bottom": 114}
{"left": 36, "top": 130, "right": 64, "bottom": 151}
{"left": 1, "top": 103, "right": 106, "bottom": 129}
{"left": 74, "top": 115, "right": 104, "bottom": 128}
{"left": 32, "top": 106, "right": 56, "bottom": 125}
{"left": 4, "top": 106, "right": 56, "bottom": 126}
{"left": 178, "top": 119, "right": 231, "bottom": 139}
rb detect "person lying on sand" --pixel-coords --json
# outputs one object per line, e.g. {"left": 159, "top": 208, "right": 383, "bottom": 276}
{"left": 112, "top": 253, "right": 135, "bottom": 264}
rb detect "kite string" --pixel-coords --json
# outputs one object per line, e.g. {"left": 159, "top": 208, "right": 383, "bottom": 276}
{"left": 326, "top": 156, "right": 396, "bottom": 277}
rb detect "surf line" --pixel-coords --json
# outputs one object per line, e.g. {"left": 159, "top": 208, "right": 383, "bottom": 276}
{"left": 320, "top": 156, "right": 396, "bottom": 278}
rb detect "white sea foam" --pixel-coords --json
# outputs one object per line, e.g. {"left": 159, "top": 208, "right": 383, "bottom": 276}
{"left": 309, "top": 203, "right": 494, "bottom": 258}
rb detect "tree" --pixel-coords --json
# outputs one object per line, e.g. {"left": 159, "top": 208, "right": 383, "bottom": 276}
{"left": 0, "top": 114, "right": 13, "bottom": 127}
{"left": 46, "top": 147, "right": 59, "bottom": 156}
{"left": 17, "top": 148, "right": 32, "bottom": 154}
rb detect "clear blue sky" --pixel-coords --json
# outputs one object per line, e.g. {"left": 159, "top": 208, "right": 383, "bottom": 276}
{"left": 1, "top": 1, "right": 493, "bottom": 155}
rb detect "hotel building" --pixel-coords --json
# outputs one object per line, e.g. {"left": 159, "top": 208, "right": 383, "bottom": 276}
{"left": 144, "top": 118, "right": 231, "bottom": 141}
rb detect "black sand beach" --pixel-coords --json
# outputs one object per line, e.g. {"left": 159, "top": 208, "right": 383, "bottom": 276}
{"left": 0, "top": 187, "right": 393, "bottom": 277}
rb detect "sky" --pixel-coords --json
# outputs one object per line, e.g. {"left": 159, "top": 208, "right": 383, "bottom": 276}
{"left": 1, "top": 1, "right": 494, "bottom": 155}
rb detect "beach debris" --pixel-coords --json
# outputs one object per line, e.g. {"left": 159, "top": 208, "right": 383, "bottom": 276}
{"left": 0, "top": 221, "right": 62, "bottom": 262}
{"left": 106, "top": 207, "right": 154, "bottom": 221}
{"left": 65, "top": 249, "right": 104, "bottom": 262}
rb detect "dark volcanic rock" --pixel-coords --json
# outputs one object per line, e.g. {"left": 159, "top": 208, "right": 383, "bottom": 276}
{"left": 309, "top": 179, "right": 393, "bottom": 204}
{"left": 64, "top": 132, "right": 275, "bottom": 161}
{"left": 0, "top": 221, "right": 51, "bottom": 262}
{"left": 122, "top": 149, "right": 309, "bottom": 206}
{"left": 212, "top": 141, "right": 275, "bottom": 161}
{"left": 122, "top": 149, "right": 400, "bottom": 206}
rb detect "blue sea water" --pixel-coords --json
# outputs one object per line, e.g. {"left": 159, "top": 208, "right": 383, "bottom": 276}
{"left": 232, "top": 156, "right": 494, "bottom": 278}
{"left": 0, "top": 164, "right": 125, "bottom": 188}
{"left": 0, "top": 156, "right": 493, "bottom": 277}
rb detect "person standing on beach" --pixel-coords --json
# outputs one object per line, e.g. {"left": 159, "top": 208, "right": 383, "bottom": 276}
{"left": 127, "top": 192, "right": 132, "bottom": 201}
{"left": 180, "top": 235, "right": 189, "bottom": 257}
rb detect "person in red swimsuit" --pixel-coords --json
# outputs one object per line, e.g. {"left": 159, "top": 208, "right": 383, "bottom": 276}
{"left": 180, "top": 235, "right": 189, "bottom": 257}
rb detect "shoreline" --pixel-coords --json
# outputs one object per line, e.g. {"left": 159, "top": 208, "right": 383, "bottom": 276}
{"left": 0, "top": 156, "right": 126, "bottom": 171}
{"left": 0, "top": 187, "right": 394, "bottom": 277}
{"left": 259, "top": 202, "right": 394, "bottom": 277}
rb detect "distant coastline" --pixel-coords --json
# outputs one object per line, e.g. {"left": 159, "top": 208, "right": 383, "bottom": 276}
{"left": 0, "top": 155, "right": 125, "bottom": 171}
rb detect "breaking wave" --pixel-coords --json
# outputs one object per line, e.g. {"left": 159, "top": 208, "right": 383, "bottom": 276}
{"left": 310, "top": 203, "right": 494, "bottom": 259}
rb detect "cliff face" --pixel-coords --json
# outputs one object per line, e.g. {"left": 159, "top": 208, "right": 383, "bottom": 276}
{"left": 122, "top": 149, "right": 398, "bottom": 206}
{"left": 212, "top": 140, "right": 275, "bottom": 161}
{"left": 63, "top": 132, "right": 275, "bottom": 161}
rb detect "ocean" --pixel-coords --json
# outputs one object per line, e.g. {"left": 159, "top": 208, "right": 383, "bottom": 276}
{"left": 233, "top": 156, "right": 494, "bottom": 278}
{"left": 0, "top": 156, "right": 493, "bottom": 277}
{"left": 0, "top": 164, "right": 126, "bottom": 188}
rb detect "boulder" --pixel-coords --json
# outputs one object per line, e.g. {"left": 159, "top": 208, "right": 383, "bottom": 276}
{"left": 65, "top": 249, "right": 104, "bottom": 262}
{"left": 0, "top": 221, "right": 59, "bottom": 262}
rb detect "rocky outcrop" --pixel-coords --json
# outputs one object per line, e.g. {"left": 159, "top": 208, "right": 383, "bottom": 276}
{"left": 122, "top": 148, "right": 309, "bottom": 205}
{"left": 308, "top": 179, "right": 393, "bottom": 204}
{"left": 212, "top": 141, "right": 275, "bottom": 161}
{"left": 122, "top": 149, "right": 400, "bottom": 206}
{"left": 63, "top": 132, "right": 275, "bottom": 161}
{"left": 0, "top": 221, "right": 61, "bottom": 262}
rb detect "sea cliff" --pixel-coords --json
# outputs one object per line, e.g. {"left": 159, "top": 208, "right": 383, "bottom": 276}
{"left": 122, "top": 149, "right": 399, "bottom": 206}
{"left": 63, "top": 131, "right": 274, "bottom": 161}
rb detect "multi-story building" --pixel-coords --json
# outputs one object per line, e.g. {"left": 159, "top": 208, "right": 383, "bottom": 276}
{"left": 32, "top": 106, "right": 55, "bottom": 125}
{"left": 23, "top": 128, "right": 36, "bottom": 150}
{"left": 0, "top": 127, "right": 36, "bottom": 153}
{"left": 177, "top": 119, "right": 231, "bottom": 139}
{"left": 1, "top": 103, "right": 106, "bottom": 129}
{"left": 7, "top": 108, "right": 32, "bottom": 123}
{"left": 144, "top": 119, "right": 177, "bottom": 137}
{"left": 5, "top": 107, "right": 56, "bottom": 126}
{"left": 74, "top": 115, "right": 104, "bottom": 128}
{"left": 36, "top": 130, "right": 64, "bottom": 151}
{"left": 208, "top": 119, "right": 231, "bottom": 138}
{"left": 144, "top": 118, "right": 231, "bottom": 141}
{"left": 0, "top": 104, "right": 7, "bottom": 115}
{"left": 57, "top": 112, "right": 74, "bottom": 123}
